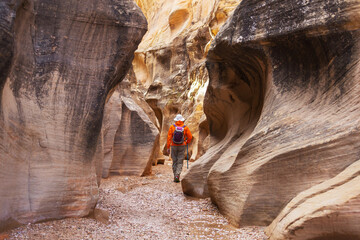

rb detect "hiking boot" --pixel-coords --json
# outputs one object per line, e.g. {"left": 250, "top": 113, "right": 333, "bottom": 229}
{"left": 174, "top": 175, "right": 180, "bottom": 183}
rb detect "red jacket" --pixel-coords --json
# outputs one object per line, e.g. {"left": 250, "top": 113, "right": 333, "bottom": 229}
{"left": 167, "top": 121, "right": 192, "bottom": 149}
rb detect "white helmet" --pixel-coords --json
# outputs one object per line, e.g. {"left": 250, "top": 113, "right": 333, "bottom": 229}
{"left": 174, "top": 114, "right": 185, "bottom": 122}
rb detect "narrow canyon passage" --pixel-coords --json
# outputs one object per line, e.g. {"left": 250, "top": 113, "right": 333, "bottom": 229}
{"left": 6, "top": 160, "right": 266, "bottom": 240}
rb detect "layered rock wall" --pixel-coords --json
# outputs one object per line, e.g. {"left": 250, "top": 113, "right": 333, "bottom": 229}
{"left": 132, "top": 0, "right": 241, "bottom": 158}
{"left": 0, "top": 0, "right": 146, "bottom": 230}
{"left": 182, "top": 0, "right": 360, "bottom": 239}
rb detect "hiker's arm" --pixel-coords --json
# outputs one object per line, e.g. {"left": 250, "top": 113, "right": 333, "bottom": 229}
{"left": 167, "top": 125, "right": 174, "bottom": 149}
{"left": 185, "top": 127, "right": 192, "bottom": 144}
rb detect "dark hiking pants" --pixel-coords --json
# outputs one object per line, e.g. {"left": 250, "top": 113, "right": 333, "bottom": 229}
{"left": 171, "top": 145, "right": 186, "bottom": 178}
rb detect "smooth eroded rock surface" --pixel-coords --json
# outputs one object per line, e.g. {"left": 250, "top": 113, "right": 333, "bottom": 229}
{"left": 182, "top": 1, "right": 360, "bottom": 238}
{"left": 265, "top": 160, "right": 360, "bottom": 240}
{"left": 102, "top": 87, "right": 159, "bottom": 177}
{"left": 0, "top": 0, "right": 147, "bottom": 230}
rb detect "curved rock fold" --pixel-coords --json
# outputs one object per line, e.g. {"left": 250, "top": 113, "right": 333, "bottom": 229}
{"left": 182, "top": 1, "right": 360, "bottom": 239}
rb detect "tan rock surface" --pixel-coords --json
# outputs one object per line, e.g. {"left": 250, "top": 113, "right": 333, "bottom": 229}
{"left": 105, "top": 93, "right": 160, "bottom": 177}
{"left": 101, "top": 78, "right": 161, "bottom": 178}
{"left": 131, "top": 0, "right": 241, "bottom": 158}
{"left": 265, "top": 160, "right": 360, "bottom": 240}
{"left": 182, "top": 0, "right": 360, "bottom": 235}
{"left": 0, "top": 0, "right": 147, "bottom": 230}
{"left": 102, "top": 91, "right": 123, "bottom": 178}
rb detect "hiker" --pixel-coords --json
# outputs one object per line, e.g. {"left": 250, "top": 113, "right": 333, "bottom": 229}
{"left": 167, "top": 114, "right": 192, "bottom": 183}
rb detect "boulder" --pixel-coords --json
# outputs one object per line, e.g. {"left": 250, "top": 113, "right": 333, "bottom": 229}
{"left": 0, "top": 0, "right": 147, "bottom": 230}
{"left": 111, "top": 96, "right": 159, "bottom": 176}
{"left": 182, "top": 0, "right": 360, "bottom": 232}
{"left": 102, "top": 88, "right": 160, "bottom": 177}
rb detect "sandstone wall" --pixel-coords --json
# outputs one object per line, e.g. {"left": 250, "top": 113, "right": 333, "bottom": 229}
{"left": 102, "top": 84, "right": 160, "bottom": 178}
{"left": 132, "top": 0, "right": 241, "bottom": 159}
{"left": 182, "top": 0, "right": 360, "bottom": 239}
{"left": 0, "top": 0, "right": 146, "bottom": 230}
{"left": 266, "top": 160, "right": 360, "bottom": 240}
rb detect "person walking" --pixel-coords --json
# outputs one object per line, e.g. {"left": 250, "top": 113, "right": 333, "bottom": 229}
{"left": 167, "top": 114, "right": 192, "bottom": 182}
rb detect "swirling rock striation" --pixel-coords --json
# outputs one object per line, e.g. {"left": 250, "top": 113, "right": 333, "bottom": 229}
{"left": 182, "top": 0, "right": 360, "bottom": 238}
{"left": 0, "top": 0, "right": 147, "bottom": 230}
{"left": 266, "top": 160, "right": 360, "bottom": 240}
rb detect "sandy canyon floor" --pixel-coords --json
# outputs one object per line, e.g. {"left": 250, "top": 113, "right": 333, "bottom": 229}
{"left": 5, "top": 160, "right": 266, "bottom": 240}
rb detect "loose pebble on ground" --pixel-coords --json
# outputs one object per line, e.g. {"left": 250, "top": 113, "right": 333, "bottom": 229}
{"left": 7, "top": 160, "right": 267, "bottom": 240}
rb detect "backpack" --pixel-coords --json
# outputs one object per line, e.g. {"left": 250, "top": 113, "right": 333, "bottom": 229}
{"left": 172, "top": 124, "right": 185, "bottom": 144}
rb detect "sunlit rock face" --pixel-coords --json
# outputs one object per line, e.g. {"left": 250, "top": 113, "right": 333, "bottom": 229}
{"left": 182, "top": 0, "right": 360, "bottom": 237}
{"left": 132, "top": 0, "right": 241, "bottom": 159}
{"left": 102, "top": 83, "right": 160, "bottom": 178}
{"left": 0, "top": 0, "right": 146, "bottom": 230}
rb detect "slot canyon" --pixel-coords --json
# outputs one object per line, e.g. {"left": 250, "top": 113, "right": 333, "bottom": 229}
{"left": 0, "top": 0, "right": 359, "bottom": 239}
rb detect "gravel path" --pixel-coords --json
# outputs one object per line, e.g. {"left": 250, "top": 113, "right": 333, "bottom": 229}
{"left": 6, "top": 160, "right": 267, "bottom": 240}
